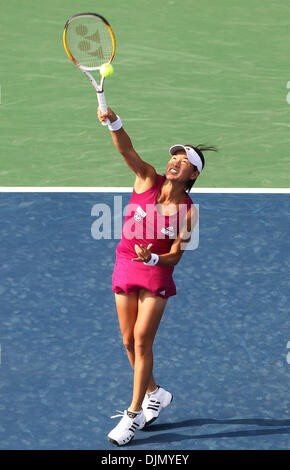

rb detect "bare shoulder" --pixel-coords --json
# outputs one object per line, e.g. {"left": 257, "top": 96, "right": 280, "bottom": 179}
{"left": 133, "top": 163, "right": 158, "bottom": 193}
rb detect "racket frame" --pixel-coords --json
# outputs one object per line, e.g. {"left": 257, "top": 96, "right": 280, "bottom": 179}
{"left": 63, "top": 13, "right": 116, "bottom": 126}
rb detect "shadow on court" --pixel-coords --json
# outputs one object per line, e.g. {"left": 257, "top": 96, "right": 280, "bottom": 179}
{"left": 131, "top": 418, "right": 290, "bottom": 446}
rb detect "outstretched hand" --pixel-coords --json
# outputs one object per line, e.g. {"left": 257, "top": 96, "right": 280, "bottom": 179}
{"left": 97, "top": 106, "right": 118, "bottom": 125}
{"left": 131, "top": 243, "right": 153, "bottom": 263}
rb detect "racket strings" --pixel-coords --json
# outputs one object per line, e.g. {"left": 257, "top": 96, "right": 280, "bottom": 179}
{"left": 65, "top": 16, "right": 114, "bottom": 68}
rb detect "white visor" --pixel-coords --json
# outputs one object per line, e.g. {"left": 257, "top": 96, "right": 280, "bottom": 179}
{"left": 169, "top": 145, "right": 203, "bottom": 172}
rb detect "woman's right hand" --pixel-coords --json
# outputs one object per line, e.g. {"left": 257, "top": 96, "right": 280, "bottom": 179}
{"left": 97, "top": 106, "right": 118, "bottom": 124}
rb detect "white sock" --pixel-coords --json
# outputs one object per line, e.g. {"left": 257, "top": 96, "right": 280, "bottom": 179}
{"left": 148, "top": 386, "right": 159, "bottom": 397}
{"left": 128, "top": 409, "right": 142, "bottom": 415}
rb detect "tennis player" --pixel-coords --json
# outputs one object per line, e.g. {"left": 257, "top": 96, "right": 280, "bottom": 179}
{"left": 97, "top": 107, "right": 216, "bottom": 446}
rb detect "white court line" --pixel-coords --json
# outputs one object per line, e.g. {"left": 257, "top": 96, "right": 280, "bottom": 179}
{"left": 0, "top": 187, "right": 289, "bottom": 193}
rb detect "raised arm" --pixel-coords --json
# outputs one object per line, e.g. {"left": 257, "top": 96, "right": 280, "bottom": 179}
{"left": 97, "top": 107, "right": 157, "bottom": 192}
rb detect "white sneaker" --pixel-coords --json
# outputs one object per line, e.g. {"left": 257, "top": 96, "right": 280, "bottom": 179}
{"left": 142, "top": 386, "right": 173, "bottom": 426}
{"left": 107, "top": 409, "right": 146, "bottom": 446}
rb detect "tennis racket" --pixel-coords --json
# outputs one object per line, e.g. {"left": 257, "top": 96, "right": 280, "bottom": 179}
{"left": 63, "top": 13, "right": 116, "bottom": 126}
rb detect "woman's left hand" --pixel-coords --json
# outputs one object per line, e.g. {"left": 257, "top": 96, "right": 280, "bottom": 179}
{"left": 132, "top": 243, "right": 153, "bottom": 263}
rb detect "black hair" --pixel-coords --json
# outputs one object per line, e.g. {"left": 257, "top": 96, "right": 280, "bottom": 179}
{"left": 183, "top": 144, "right": 218, "bottom": 193}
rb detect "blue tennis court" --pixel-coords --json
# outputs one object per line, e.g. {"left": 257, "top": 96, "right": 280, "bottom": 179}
{"left": 0, "top": 192, "right": 289, "bottom": 450}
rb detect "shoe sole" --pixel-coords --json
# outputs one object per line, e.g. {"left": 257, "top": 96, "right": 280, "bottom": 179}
{"left": 143, "top": 394, "right": 173, "bottom": 428}
{"left": 144, "top": 416, "right": 157, "bottom": 427}
{"left": 108, "top": 435, "right": 134, "bottom": 446}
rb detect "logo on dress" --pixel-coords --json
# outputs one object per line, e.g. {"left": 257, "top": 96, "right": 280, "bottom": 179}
{"left": 160, "top": 226, "right": 175, "bottom": 237}
{"left": 134, "top": 206, "right": 147, "bottom": 223}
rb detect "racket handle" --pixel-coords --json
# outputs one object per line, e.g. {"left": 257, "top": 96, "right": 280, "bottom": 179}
{"left": 97, "top": 91, "right": 109, "bottom": 126}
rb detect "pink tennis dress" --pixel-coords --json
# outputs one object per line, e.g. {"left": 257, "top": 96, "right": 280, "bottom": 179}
{"left": 112, "top": 174, "right": 193, "bottom": 298}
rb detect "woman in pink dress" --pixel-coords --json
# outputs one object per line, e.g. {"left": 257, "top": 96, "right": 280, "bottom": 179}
{"left": 97, "top": 107, "right": 216, "bottom": 446}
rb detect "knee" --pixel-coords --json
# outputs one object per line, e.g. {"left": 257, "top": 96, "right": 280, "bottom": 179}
{"left": 134, "top": 332, "right": 153, "bottom": 355}
{"left": 123, "top": 336, "right": 134, "bottom": 354}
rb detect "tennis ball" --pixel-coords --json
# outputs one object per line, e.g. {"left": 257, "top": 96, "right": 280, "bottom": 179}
{"left": 100, "top": 63, "right": 114, "bottom": 77}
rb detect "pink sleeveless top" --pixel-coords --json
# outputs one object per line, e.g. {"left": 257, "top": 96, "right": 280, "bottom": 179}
{"left": 116, "top": 174, "right": 193, "bottom": 261}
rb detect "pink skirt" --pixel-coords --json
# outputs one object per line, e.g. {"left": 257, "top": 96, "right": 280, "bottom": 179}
{"left": 112, "top": 256, "right": 176, "bottom": 298}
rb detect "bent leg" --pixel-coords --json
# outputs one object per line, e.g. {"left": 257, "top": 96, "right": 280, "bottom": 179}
{"left": 129, "top": 289, "right": 168, "bottom": 412}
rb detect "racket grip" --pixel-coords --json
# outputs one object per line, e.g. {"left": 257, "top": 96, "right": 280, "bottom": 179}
{"left": 97, "top": 91, "right": 109, "bottom": 126}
